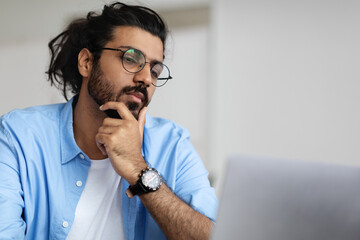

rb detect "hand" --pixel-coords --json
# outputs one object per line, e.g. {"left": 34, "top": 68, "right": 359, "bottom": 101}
{"left": 95, "top": 102, "right": 148, "bottom": 184}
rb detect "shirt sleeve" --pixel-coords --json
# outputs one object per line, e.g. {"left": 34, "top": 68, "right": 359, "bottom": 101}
{"left": 0, "top": 120, "right": 26, "bottom": 239}
{"left": 173, "top": 129, "right": 218, "bottom": 222}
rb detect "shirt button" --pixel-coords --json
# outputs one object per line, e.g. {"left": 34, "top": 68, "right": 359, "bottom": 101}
{"left": 62, "top": 221, "right": 69, "bottom": 228}
{"left": 76, "top": 181, "right": 83, "bottom": 187}
{"left": 79, "top": 154, "right": 85, "bottom": 159}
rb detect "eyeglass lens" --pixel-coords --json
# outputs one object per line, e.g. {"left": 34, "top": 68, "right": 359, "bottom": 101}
{"left": 122, "top": 49, "right": 170, "bottom": 87}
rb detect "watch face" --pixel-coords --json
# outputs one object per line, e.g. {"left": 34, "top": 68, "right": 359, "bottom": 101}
{"left": 142, "top": 169, "right": 162, "bottom": 190}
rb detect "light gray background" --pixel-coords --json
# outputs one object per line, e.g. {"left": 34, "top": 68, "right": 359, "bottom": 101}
{"left": 1, "top": 0, "right": 359, "bottom": 191}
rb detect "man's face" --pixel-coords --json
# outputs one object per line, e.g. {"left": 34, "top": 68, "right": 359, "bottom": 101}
{"left": 87, "top": 26, "right": 164, "bottom": 119}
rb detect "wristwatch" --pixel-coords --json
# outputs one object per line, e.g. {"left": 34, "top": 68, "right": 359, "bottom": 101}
{"left": 126, "top": 167, "right": 162, "bottom": 198}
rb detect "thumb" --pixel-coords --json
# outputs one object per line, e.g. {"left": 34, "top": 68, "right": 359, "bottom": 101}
{"left": 138, "top": 107, "right": 147, "bottom": 143}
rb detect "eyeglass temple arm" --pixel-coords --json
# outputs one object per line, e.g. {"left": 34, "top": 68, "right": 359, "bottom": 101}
{"left": 157, "top": 76, "right": 172, "bottom": 80}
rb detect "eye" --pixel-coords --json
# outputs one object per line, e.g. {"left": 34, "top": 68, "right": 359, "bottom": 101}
{"left": 151, "top": 69, "right": 159, "bottom": 79}
{"left": 123, "top": 54, "right": 138, "bottom": 65}
{"left": 151, "top": 64, "right": 163, "bottom": 79}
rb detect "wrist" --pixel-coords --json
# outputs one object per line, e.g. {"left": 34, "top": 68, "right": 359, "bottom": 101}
{"left": 126, "top": 167, "right": 163, "bottom": 198}
{"left": 112, "top": 153, "right": 147, "bottom": 185}
{"left": 126, "top": 162, "right": 148, "bottom": 186}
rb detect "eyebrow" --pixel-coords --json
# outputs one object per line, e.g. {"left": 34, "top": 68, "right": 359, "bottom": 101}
{"left": 117, "top": 45, "right": 163, "bottom": 64}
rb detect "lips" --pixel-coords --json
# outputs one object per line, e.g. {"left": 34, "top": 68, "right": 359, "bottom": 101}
{"left": 119, "top": 85, "right": 149, "bottom": 106}
{"left": 126, "top": 91, "right": 145, "bottom": 103}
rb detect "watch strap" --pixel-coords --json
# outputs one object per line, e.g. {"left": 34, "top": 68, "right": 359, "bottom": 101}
{"left": 129, "top": 180, "right": 148, "bottom": 195}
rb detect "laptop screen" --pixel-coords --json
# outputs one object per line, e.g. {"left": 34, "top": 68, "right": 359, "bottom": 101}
{"left": 211, "top": 154, "right": 360, "bottom": 240}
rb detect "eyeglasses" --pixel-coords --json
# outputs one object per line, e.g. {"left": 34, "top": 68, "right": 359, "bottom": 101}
{"left": 101, "top": 47, "right": 172, "bottom": 87}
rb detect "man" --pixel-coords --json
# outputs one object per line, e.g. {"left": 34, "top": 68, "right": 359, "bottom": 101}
{"left": 0, "top": 2, "right": 217, "bottom": 240}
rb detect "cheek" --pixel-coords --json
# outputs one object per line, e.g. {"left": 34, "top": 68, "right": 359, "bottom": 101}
{"left": 99, "top": 58, "right": 132, "bottom": 84}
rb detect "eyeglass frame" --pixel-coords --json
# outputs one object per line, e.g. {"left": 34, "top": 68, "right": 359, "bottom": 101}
{"left": 99, "top": 47, "right": 172, "bottom": 87}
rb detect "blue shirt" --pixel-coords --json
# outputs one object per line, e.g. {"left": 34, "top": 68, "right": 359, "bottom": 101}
{"left": 0, "top": 97, "right": 218, "bottom": 240}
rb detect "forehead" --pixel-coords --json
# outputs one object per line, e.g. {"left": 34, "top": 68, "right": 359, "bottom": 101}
{"left": 107, "top": 26, "right": 164, "bottom": 62}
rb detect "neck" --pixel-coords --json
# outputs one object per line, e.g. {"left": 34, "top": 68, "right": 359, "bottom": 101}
{"left": 73, "top": 88, "right": 108, "bottom": 160}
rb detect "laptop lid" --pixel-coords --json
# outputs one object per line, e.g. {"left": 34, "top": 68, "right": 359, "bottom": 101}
{"left": 211, "top": 154, "right": 360, "bottom": 240}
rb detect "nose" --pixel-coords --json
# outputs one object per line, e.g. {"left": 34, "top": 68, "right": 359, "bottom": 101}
{"left": 133, "top": 62, "right": 153, "bottom": 86}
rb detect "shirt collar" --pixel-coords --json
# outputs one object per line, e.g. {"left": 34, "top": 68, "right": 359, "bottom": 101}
{"left": 60, "top": 96, "right": 83, "bottom": 164}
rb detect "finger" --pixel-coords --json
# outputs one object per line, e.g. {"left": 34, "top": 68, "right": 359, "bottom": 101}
{"left": 99, "top": 144, "right": 107, "bottom": 156}
{"left": 102, "top": 117, "right": 122, "bottom": 127}
{"left": 98, "top": 125, "right": 120, "bottom": 134}
{"left": 95, "top": 134, "right": 108, "bottom": 156}
{"left": 138, "top": 106, "right": 147, "bottom": 135}
{"left": 100, "top": 102, "right": 134, "bottom": 120}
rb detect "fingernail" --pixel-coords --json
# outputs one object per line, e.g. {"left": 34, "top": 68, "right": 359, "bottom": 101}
{"left": 99, "top": 105, "right": 104, "bottom": 110}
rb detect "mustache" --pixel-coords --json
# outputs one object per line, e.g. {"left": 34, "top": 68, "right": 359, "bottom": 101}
{"left": 104, "top": 85, "right": 149, "bottom": 119}
{"left": 118, "top": 85, "right": 149, "bottom": 105}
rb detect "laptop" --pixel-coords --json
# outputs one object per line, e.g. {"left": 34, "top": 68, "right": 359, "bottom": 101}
{"left": 211, "top": 154, "right": 360, "bottom": 240}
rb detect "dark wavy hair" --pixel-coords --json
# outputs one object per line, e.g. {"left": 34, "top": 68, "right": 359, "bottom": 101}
{"left": 47, "top": 2, "right": 168, "bottom": 100}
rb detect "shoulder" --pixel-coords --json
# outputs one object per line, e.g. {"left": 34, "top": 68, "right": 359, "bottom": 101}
{"left": 145, "top": 114, "right": 190, "bottom": 140}
{"left": 0, "top": 103, "right": 66, "bottom": 133}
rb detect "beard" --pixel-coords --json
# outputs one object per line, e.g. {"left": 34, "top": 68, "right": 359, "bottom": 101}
{"left": 87, "top": 61, "right": 149, "bottom": 120}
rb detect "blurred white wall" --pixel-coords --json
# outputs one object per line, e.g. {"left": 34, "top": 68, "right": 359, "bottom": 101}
{"left": 1, "top": 0, "right": 359, "bottom": 191}
{"left": 209, "top": 0, "right": 360, "bottom": 189}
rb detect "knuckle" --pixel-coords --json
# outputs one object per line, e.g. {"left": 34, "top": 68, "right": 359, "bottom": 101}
{"left": 114, "top": 127, "right": 122, "bottom": 134}
{"left": 125, "top": 121, "right": 135, "bottom": 130}
{"left": 103, "top": 118, "right": 111, "bottom": 125}
{"left": 98, "top": 126, "right": 104, "bottom": 132}
{"left": 95, "top": 134, "right": 103, "bottom": 143}
{"left": 108, "top": 134, "right": 118, "bottom": 143}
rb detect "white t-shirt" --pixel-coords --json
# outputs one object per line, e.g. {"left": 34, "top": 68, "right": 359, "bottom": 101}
{"left": 66, "top": 158, "right": 125, "bottom": 240}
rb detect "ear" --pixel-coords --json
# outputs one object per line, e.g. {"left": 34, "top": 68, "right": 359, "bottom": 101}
{"left": 78, "top": 48, "right": 93, "bottom": 78}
